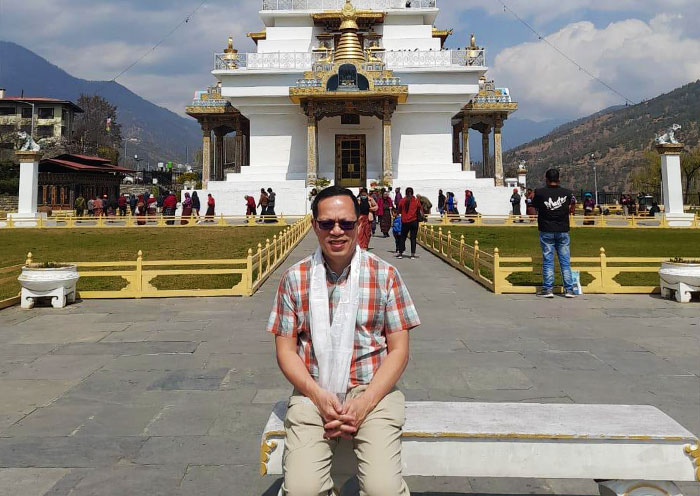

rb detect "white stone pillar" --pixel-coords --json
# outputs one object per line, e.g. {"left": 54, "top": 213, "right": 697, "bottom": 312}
{"left": 656, "top": 143, "right": 694, "bottom": 226}
{"left": 8, "top": 150, "right": 44, "bottom": 226}
{"left": 16, "top": 151, "right": 41, "bottom": 215}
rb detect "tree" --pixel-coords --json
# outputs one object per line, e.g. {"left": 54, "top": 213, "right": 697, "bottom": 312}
{"left": 631, "top": 151, "right": 661, "bottom": 194}
{"left": 71, "top": 94, "right": 123, "bottom": 160}
{"left": 680, "top": 149, "right": 700, "bottom": 197}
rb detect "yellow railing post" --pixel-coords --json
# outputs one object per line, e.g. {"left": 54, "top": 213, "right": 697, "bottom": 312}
{"left": 67, "top": 216, "right": 75, "bottom": 228}
{"left": 266, "top": 239, "right": 271, "bottom": 275}
{"left": 135, "top": 250, "right": 143, "bottom": 298}
{"left": 442, "top": 213, "right": 448, "bottom": 226}
{"left": 476, "top": 214, "right": 482, "bottom": 226}
{"left": 257, "top": 243, "right": 263, "bottom": 284}
{"left": 473, "top": 240, "right": 480, "bottom": 276}
{"left": 459, "top": 235, "right": 465, "bottom": 266}
{"left": 446, "top": 231, "right": 452, "bottom": 259}
{"left": 599, "top": 247, "right": 609, "bottom": 292}
{"left": 98, "top": 215, "right": 105, "bottom": 228}
{"left": 26, "top": 252, "right": 33, "bottom": 266}
{"left": 278, "top": 213, "right": 287, "bottom": 226}
{"left": 438, "top": 227, "right": 443, "bottom": 254}
{"left": 246, "top": 248, "right": 254, "bottom": 295}
{"left": 218, "top": 214, "right": 225, "bottom": 226}
{"left": 273, "top": 235, "right": 278, "bottom": 264}
{"left": 493, "top": 247, "right": 501, "bottom": 294}
{"left": 248, "top": 214, "right": 256, "bottom": 226}
{"left": 7, "top": 216, "right": 13, "bottom": 228}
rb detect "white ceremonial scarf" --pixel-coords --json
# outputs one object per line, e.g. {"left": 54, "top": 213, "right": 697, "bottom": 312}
{"left": 309, "top": 246, "right": 362, "bottom": 403}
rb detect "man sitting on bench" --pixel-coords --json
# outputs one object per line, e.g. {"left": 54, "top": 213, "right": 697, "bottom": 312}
{"left": 267, "top": 185, "right": 421, "bottom": 496}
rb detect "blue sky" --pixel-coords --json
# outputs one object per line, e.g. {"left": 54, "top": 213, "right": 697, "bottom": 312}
{"left": 1, "top": 0, "right": 699, "bottom": 122}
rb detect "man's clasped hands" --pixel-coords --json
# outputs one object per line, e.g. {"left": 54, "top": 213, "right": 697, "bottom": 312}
{"left": 311, "top": 387, "right": 374, "bottom": 440}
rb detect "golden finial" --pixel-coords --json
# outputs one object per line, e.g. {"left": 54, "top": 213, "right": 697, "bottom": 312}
{"left": 470, "top": 33, "right": 477, "bottom": 49}
{"left": 26, "top": 252, "right": 33, "bottom": 265}
{"left": 225, "top": 36, "right": 237, "bottom": 54}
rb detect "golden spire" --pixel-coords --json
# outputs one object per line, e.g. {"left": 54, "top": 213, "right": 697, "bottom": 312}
{"left": 335, "top": 0, "right": 365, "bottom": 63}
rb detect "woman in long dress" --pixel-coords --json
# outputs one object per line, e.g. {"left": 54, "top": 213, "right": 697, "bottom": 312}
{"left": 205, "top": 194, "right": 215, "bottom": 222}
{"left": 181, "top": 192, "right": 193, "bottom": 225}
{"left": 357, "top": 187, "right": 377, "bottom": 250}
{"left": 135, "top": 195, "right": 146, "bottom": 226}
{"left": 191, "top": 191, "right": 201, "bottom": 219}
{"left": 379, "top": 190, "right": 393, "bottom": 237}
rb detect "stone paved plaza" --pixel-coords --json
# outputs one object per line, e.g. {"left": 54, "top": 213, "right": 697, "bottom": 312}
{"left": 0, "top": 233, "right": 698, "bottom": 495}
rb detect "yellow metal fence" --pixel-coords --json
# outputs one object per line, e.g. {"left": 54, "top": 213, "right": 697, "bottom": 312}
{"left": 419, "top": 224, "right": 680, "bottom": 295}
{"left": 422, "top": 213, "right": 700, "bottom": 229}
{"left": 0, "top": 213, "right": 302, "bottom": 229}
{"left": 4, "top": 215, "right": 311, "bottom": 304}
{"left": 0, "top": 264, "right": 21, "bottom": 309}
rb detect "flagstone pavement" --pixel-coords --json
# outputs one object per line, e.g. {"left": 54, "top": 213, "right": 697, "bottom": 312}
{"left": 0, "top": 232, "right": 698, "bottom": 496}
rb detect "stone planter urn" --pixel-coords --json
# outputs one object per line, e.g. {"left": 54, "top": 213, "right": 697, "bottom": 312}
{"left": 659, "top": 261, "right": 700, "bottom": 303}
{"left": 18, "top": 263, "right": 79, "bottom": 309}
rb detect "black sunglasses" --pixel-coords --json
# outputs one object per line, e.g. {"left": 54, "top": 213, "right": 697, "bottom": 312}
{"left": 316, "top": 219, "right": 358, "bottom": 231}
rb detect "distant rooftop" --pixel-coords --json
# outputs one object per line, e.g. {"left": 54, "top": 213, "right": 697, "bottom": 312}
{"left": 0, "top": 96, "right": 83, "bottom": 113}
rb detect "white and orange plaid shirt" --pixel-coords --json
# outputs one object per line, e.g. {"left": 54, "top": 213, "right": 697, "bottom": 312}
{"left": 266, "top": 250, "right": 420, "bottom": 388}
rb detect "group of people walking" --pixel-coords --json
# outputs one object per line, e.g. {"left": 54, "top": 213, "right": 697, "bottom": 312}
{"left": 244, "top": 187, "right": 277, "bottom": 222}
{"left": 354, "top": 186, "right": 427, "bottom": 260}
{"left": 437, "top": 189, "right": 478, "bottom": 218}
{"left": 74, "top": 190, "right": 218, "bottom": 225}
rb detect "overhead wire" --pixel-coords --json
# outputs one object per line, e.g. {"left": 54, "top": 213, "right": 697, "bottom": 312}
{"left": 93, "top": 0, "right": 207, "bottom": 94}
{"left": 497, "top": 0, "right": 636, "bottom": 106}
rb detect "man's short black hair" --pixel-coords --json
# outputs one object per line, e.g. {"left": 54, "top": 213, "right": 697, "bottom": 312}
{"left": 545, "top": 168, "right": 560, "bottom": 183}
{"left": 311, "top": 185, "right": 360, "bottom": 219}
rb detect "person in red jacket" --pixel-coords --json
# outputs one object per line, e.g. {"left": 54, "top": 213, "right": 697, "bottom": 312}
{"left": 163, "top": 191, "right": 178, "bottom": 225}
{"left": 117, "top": 194, "right": 127, "bottom": 217}
{"left": 397, "top": 187, "right": 423, "bottom": 259}
{"left": 245, "top": 195, "right": 257, "bottom": 216}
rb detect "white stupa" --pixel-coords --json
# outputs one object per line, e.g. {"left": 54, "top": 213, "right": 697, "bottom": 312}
{"left": 186, "top": 0, "right": 518, "bottom": 215}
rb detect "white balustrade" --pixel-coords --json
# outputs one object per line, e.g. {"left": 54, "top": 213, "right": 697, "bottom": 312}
{"left": 214, "top": 49, "right": 484, "bottom": 72}
{"left": 261, "top": 0, "right": 436, "bottom": 10}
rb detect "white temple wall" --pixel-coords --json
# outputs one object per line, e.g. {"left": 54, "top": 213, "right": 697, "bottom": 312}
{"left": 248, "top": 112, "right": 307, "bottom": 177}
{"left": 317, "top": 116, "right": 382, "bottom": 181}
{"left": 258, "top": 26, "right": 315, "bottom": 53}
{"left": 393, "top": 111, "right": 454, "bottom": 171}
{"left": 382, "top": 14, "right": 424, "bottom": 25}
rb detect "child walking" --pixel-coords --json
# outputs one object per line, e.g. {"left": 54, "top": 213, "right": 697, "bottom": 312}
{"left": 391, "top": 208, "right": 402, "bottom": 254}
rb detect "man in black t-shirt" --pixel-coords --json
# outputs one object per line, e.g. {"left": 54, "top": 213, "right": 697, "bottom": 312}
{"left": 533, "top": 169, "right": 576, "bottom": 298}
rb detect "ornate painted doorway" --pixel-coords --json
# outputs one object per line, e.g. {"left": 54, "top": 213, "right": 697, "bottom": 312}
{"left": 335, "top": 134, "right": 366, "bottom": 188}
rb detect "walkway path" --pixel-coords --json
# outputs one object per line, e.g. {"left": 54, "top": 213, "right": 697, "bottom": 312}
{"left": 0, "top": 231, "right": 697, "bottom": 495}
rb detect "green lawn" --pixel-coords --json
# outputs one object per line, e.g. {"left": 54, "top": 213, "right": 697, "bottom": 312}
{"left": 0, "top": 226, "right": 286, "bottom": 300}
{"left": 434, "top": 226, "right": 700, "bottom": 287}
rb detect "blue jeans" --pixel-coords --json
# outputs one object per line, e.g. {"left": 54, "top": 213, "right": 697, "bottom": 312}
{"left": 540, "top": 232, "right": 573, "bottom": 291}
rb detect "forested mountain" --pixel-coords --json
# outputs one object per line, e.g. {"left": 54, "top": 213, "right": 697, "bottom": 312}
{"left": 504, "top": 81, "right": 700, "bottom": 192}
{"left": 0, "top": 41, "right": 200, "bottom": 167}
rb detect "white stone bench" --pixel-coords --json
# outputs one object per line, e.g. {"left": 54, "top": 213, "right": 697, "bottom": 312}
{"left": 261, "top": 401, "right": 699, "bottom": 496}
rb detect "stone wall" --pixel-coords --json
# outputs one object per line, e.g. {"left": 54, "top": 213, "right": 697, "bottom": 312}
{"left": 0, "top": 195, "right": 18, "bottom": 212}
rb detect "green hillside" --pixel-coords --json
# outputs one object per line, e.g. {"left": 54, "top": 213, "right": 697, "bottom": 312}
{"left": 504, "top": 81, "right": 700, "bottom": 194}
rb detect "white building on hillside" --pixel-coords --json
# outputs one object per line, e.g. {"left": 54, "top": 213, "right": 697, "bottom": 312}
{"left": 187, "top": 0, "right": 518, "bottom": 215}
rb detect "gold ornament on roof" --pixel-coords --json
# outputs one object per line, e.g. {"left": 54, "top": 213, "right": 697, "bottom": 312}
{"left": 222, "top": 36, "right": 239, "bottom": 68}
{"left": 340, "top": 0, "right": 359, "bottom": 30}
{"left": 335, "top": 0, "right": 365, "bottom": 62}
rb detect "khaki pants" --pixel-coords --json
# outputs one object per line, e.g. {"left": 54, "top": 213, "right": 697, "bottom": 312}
{"left": 282, "top": 386, "right": 410, "bottom": 496}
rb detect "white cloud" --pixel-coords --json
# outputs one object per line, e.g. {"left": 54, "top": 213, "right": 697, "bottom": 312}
{"left": 0, "top": 0, "right": 261, "bottom": 114}
{"left": 490, "top": 15, "right": 700, "bottom": 120}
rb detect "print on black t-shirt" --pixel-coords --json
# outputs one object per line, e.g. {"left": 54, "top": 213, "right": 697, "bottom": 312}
{"left": 533, "top": 186, "right": 573, "bottom": 233}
